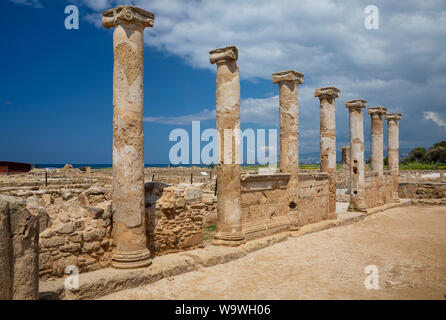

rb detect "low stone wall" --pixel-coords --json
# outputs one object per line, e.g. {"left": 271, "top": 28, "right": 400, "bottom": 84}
{"left": 38, "top": 187, "right": 113, "bottom": 279}
{"left": 399, "top": 170, "right": 446, "bottom": 183}
{"left": 145, "top": 183, "right": 206, "bottom": 255}
{"left": 240, "top": 173, "right": 291, "bottom": 241}
{"left": 365, "top": 172, "right": 378, "bottom": 208}
{"left": 298, "top": 172, "right": 330, "bottom": 226}
{"left": 383, "top": 171, "right": 394, "bottom": 203}
{"left": 399, "top": 182, "right": 446, "bottom": 199}
{"left": 239, "top": 172, "right": 330, "bottom": 240}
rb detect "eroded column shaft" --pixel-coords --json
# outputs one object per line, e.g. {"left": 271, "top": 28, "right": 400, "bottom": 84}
{"left": 346, "top": 100, "right": 367, "bottom": 212}
{"left": 210, "top": 46, "right": 244, "bottom": 246}
{"left": 386, "top": 114, "right": 402, "bottom": 202}
{"left": 315, "top": 87, "right": 340, "bottom": 219}
{"left": 369, "top": 107, "right": 386, "bottom": 205}
{"left": 103, "top": 6, "right": 155, "bottom": 268}
{"left": 273, "top": 70, "right": 304, "bottom": 231}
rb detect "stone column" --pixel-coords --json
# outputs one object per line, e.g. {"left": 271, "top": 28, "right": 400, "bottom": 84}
{"left": 0, "top": 195, "right": 39, "bottom": 300}
{"left": 272, "top": 70, "right": 304, "bottom": 230}
{"left": 341, "top": 146, "right": 351, "bottom": 166}
{"left": 102, "top": 6, "right": 155, "bottom": 268}
{"left": 0, "top": 198, "right": 12, "bottom": 300}
{"left": 385, "top": 113, "right": 402, "bottom": 202}
{"left": 346, "top": 100, "right": 368, "bottom": 212}
{"left": 368, "top": 106, "right": 387, "bottom": 205}
{"left": 209, "top": 46, "right": 244, "bottom": 246}
{"left": 315, "top": 87, "right": 340, "bottom": 219}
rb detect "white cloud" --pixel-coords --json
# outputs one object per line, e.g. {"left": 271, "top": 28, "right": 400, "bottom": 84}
{"left": 424, "top": 112, "right": 446, "bottom": 129}
{"left": 74, "top": 0, "right": 446, "bottom": 149}
{"left": 144, "top": 108, "right": 215, "bottom": 125}
{"left": 9, "top": 0, "right": 43, "bottom": 8}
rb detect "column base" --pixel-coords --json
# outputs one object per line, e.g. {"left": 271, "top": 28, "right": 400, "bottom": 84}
{"left": 111, "top": 248, "right": 152, "bottom": 269}
{"left": 213, "top": 232, "right": 245, "bottom": 247}
{"left": 289, "top": 224, "right": 301, "bottom": 231}
{"left": 327, "top": 212, "right": 337, "bottom": 220}
{"left": 347, "top": 204, "right": 367, "bottom": 213}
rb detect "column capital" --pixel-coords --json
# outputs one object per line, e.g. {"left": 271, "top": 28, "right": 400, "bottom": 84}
{"left": 346, "top": 99, "right": 367, "bottom": 111}
{"left": 384, "top": 113, "right": 402, "bottom": 121}
{"left": 368, "top": 106, "right": 387, "bottom": 116}
{"left": 209, "top": 46, "right": 238, "bottom": 65}
{"left": 102, "top": 5, "right": 155, "bottom": 29}
{"left": 272, "top": 70, "right": 304, "bottom": 84}
{"left": 314, "top": 86, "right": 340, "bottom": 99}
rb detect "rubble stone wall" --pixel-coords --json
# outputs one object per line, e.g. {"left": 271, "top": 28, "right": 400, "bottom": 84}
{"left": 145, "top": 182, "right": 207, "bottom": 255}
{"left": 399, "top": 182, "right": 446, "bottom": 199}
{"left": 37, "top": 187, "right": 113, "bottom": 279}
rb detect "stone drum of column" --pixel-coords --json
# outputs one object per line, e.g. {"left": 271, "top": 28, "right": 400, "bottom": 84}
{"left": 346, "top": 100, "right": 368, "bottom": 212}
{"left": 210, "top": 46, "right": 244, "bottom": 246}
{"left": 385, "top": 113, "right": 402, "bottom": 202}
{"left": 102, "top": 6, "right": 155, "bottom": 268}
{"left": 272, "top": 70, "right": 304, "bottom": 231}
{"left": 368, "top": 106, "right": 387, "bottom": 205}
{"left": 315, "top": 87, "right": 340, "bottom": 219}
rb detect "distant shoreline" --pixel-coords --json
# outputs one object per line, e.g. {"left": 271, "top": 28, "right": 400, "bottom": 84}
{"left": 33, "top": 164, "right": 213, "bottom": 169}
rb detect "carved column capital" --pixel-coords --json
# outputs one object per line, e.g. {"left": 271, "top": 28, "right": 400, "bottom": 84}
{"left": 102, "top": 5, "right": 155, "bottom": 29}
{"left": 384, "top": 113, "right": 402, "bottom": 122}
{"left": 209, "top": 46, "right": 238, "bottom": 65}
{"left": 346, "top": 99, "right": 367, "bottom": 112}
{"left": 272, "top": 70, "right": 304, "bottom": 84}
{"left": 314, "top": 86, "right": 340, "bottom": 100}
{"left": 368, "top": 106, "right": 387, "bottom": 120}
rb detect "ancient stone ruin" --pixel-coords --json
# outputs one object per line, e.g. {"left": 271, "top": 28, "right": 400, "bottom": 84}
{"left": 6, "top": 4, "right": 446, "bottom": 301}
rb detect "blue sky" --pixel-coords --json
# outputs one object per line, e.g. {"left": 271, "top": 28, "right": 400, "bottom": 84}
{"left": 1, "top": 0, "right": 445, "bottom": 164}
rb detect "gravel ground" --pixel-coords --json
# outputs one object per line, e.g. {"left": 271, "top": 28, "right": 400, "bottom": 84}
{"left": 102, "top": 206, "right": 446, "bottom": 300}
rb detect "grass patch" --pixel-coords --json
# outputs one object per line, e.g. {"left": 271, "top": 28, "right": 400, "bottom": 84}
{"left": 398, "top": 162, "right": 446, "bottom": 170}
{"left": 203, "top": 224, "right": 216, "bottom": 242}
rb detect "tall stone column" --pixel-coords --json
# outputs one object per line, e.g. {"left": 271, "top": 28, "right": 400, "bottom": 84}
{"left": 102, "top": 6, "right": 154, "bottom": 268}
{"left": 272, "top": 70, "right": 304, "bottom": 231}
{"left": 346, "top": 100, "right": 368, "bottom": 212}
{"left": 385, "top": 113, "right": 402, "bottom": 202}
{"left": 368, "top": 106, "right": 387, "bottom": 205}
{"left": 0, "top": 198, "right": 12, "bottom": 300}
{"left": 209, "top": 46, "right": 244, "bottom": 246}
{"left": 315, "top": 87, "right": 340, "bottom": 219}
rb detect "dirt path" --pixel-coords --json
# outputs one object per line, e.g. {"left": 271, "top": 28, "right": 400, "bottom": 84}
{"left": 102, "top": 206, "right": 446, "bottom": 300}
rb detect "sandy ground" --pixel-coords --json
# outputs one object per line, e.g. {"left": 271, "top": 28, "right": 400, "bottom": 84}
{"left": 102, "top": 206, "right": 446, "bottom": 300}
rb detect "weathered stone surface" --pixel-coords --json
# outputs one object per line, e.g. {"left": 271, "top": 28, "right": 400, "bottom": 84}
{"left": 102, "top": 5, "right": 155, "bottom": 269}
{"left": 146, "top": 183, "right": 204, "bottom": 255}
{"left": 210, "top": 45, "right": 244, "bottom": 246}
{"left": 316, "top": 86, "right": 340, "bottom": 219}
{"left": 368, "top": 106, "right": 387, "bottom": 205}
{"left": 273, "top": 70, "right": 304, "bottom": 230}
{"left": 0, "top": 195, "right": 39, "bottom": 300}
{"left": 346, "top": 100, "right": 368, "bottom": 211}
{"left": 0, "top": 198, "right": 12, "bottom": 300}
{"left": 385, "top": 113, "right": 402, "bottom": 202}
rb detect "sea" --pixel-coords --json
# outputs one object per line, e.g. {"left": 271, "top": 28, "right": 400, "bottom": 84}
{"left": 34, "top": 164, "right": 213, "bottom": 170}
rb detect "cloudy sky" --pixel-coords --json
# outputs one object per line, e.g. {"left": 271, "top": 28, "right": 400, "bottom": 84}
{"left": 1, "top": 0, "right": 445, "bottom": 164}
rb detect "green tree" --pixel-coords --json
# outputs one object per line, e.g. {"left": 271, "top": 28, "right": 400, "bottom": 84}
{"left": 426, "top": 146, "right": 446, "bottom": 163}
{"left": 408, "top": 147, "right": 427, "bottom": 162}
{"left": 432, "top": 141, "right": 446, "bottom": 148}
